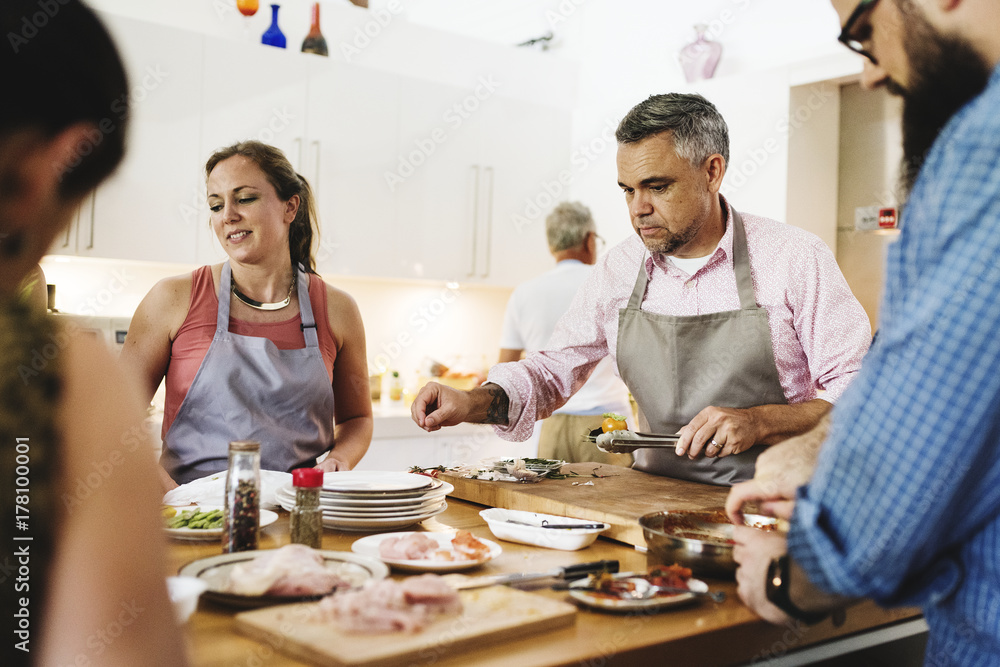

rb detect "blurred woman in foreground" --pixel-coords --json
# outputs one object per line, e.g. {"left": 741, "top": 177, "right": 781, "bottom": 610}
{"left": 0, "top": 2, "right": 187, "bottom": 664}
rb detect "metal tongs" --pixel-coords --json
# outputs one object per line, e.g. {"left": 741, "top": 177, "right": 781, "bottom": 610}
{"left": 588, "top": 428, "right": 681, "bottom": 453}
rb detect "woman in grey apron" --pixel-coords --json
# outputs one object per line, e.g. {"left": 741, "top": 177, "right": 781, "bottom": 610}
{"left": 616, "top": 209, "right": 787, "bottom": 486}
{"left": 122, "top": 141, "right": 372, "bottom": 488}
{"left": 161, "top": 261, "right": 335, "bottom": 484}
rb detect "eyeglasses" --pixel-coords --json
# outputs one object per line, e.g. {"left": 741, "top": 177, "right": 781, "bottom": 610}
{"left": 838, "top": 0, "right": 880, "bottom": 65}
{"left": 592, "top": 232, "right": 606, "bottom": 250}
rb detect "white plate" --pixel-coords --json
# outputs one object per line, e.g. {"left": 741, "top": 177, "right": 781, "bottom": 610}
{"left": 351, "top": 531, "right": 502, "bottom": 572}
{"left": 164, "top": 507, "right": 278, "bottom": 541}
{"left": 479, "top": 508, "right": 608, "bottom": 551}
{"left": 177, "top": 549, "right": 389, "bottom": 608}
{"left": 321, "top": 503, "right": 447, "bottom": 532}
{"left": 320, "top": 500, "right": 446, "bottom": 520}
{"left": 274, "top": 480, "right": 453, "bottom": 509}
{"left": 321, "top": 471, "right": 433, "bottom": 493}
{"left": 274, "top": 482, "right": 453, "bottom": 512}
{"left": 567, "top": 574, "right": 708, "bottom": 613}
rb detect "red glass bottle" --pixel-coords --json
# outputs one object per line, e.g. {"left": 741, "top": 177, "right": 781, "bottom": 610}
{"left": 301, "top": 2, "right": 328, "bottom": 56}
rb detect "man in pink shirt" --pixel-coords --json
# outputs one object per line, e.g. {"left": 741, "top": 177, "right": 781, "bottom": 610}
{"left": 412, "top": 93, "right": 870, "bottom": 485}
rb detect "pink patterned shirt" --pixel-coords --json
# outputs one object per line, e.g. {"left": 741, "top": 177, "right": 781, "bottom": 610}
{"left": 488, "top": 203, "right": 872, "bottom": 442}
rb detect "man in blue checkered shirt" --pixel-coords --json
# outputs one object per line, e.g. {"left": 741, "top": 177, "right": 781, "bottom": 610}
{"left": 726, "top": 0, "right": 1000, "bottom": 663}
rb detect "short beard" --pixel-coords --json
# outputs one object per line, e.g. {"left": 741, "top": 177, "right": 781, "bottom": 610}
{"left": 895, "top": 0, "right": 991, "bottom": 201}
{"left": 638, "top": 222, "right": 700, "bottom": 256}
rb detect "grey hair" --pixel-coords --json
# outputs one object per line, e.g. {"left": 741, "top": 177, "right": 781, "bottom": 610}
{"left": 616, "top": 93, "right": 729, "bottom": 166}
{"left": 545, "top": 202, "right": 595, "bottom": 252}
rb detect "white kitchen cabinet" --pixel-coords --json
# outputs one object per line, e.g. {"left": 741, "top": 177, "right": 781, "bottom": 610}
{"left": 48, "top": 14, "right": 204, "bottom": 264}
{"left": 198, "top": 39, "right": 310, "bottom": 266}
{"left": 392, "top": 79, "right": 571, "bottom": 286}
{"left": 306, "top": 61, "right": 402, "bottom": 277}
{"left": 477, "top": 97, "right": 570, "bottom": 286}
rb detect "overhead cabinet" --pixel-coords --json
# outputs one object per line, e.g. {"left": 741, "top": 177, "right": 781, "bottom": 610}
{"left": 48, "top": 13, "right": 204, "bottom": 265}
{"left": 47, "top": 12, "right": 574, "bottom": 287}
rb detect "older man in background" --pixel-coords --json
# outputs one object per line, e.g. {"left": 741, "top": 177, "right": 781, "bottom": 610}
{"left": 728, "top": 0, "right": 1000, "bottom": 662}
{"left": 499, "top": 202, "right": 633, "bottom": 466}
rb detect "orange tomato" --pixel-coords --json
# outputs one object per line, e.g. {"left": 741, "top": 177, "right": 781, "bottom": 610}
{"left": 601, "top": 415, "right": 627, "bottom": 433}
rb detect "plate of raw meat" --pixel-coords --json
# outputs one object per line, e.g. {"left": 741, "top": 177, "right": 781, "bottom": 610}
{"left": 351, "top": 530, "right": 502, "bottom": 572}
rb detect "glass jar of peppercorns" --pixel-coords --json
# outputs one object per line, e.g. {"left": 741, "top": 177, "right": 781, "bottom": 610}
{"left": 223, "top": 440, "right": 260, "bottom": 553}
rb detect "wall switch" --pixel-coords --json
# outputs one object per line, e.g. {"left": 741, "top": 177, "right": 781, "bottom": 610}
{"left": 855, "top": 205, "right": 897, "bottom": 231}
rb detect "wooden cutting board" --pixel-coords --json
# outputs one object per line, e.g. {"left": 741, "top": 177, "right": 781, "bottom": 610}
{"left": 235, "top": 586, "right": 576, "bottom": 667}
{"left": 440, "top": 463, "right": 730, "bottom": 547}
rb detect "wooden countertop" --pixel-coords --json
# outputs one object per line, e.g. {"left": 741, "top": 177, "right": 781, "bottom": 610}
{"left": 169, "top": 498, "right": 919, "bottom": 666}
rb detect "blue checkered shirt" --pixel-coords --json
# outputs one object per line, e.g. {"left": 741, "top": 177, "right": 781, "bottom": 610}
{"left": 788, "top": 64, "right": 1000, "bottom": 665}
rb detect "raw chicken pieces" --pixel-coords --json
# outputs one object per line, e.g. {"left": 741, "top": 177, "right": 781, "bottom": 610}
{"left": 316, "top": 574, "right": 462, "bottom": 633}
{"left": 226, "top": 544, "right": 347, "bottom": 596}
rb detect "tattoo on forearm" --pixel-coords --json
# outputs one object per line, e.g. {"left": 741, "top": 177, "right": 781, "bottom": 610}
{"left": 484, "top": 386, "right": 509, "bottom": 425}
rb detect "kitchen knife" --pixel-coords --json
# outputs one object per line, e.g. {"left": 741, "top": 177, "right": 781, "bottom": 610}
{"left": 451, "top": 560, "right": 619, "bottom": 590}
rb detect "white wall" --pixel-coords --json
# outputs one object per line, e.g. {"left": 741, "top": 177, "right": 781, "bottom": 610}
{"left": 39, "top": 256, "right": 513, "bottom": 391}
{"left": 835, "top": 83, "right": 903, "bottom": 330}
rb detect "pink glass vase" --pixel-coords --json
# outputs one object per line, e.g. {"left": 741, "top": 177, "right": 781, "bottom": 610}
{"left": 679, "top": 24, "right": 722, "bottom": 83}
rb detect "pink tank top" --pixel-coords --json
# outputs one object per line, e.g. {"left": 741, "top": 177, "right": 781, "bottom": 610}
{"left": 162, "top": 266, "right": 337, "bottom": 438}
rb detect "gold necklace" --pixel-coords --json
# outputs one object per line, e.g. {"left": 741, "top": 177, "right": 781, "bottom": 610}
{"left": 231, "top": 270, "right": 296, "bottom": 311}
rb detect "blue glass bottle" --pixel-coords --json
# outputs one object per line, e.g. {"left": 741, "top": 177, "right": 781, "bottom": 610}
{"left": 261, "top": 4, "right": 286, "bottom": 49}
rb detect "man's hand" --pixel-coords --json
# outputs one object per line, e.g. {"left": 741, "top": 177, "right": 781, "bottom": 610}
{"left": 725, "top": 415, "right": 829, "bottom": 524}
{"left": 732, "top": 525, "right": 792, "bottom": 625}
{"left": 674, "top": 406, "right": 761, "bottom": 459}
{"left": 411, "top": 382, "right": 474, "bottom": 432}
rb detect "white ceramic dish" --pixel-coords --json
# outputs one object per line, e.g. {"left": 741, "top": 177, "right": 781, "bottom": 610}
{"left": 321, "top": 471, "right": 433, "bottom": 493}
{"left": 320, "top": 500, "right": 446, "bottom": 520}
{"left": 351, "top": 531, "right": 502, "bottom": 572}
{"left": 567, "top": 574, "right": 707, "bottom": 613}
{"left": 276, "top": 484, "right": 455, "bottom": 514}
{"left": 479, "top": 508, "right": 609, "bottom": 551}
{"left": 321, "top": 502, "right": 448, "bottom": 532}
{"left": 177, "top": 549, "right": 389, "bottom": 608}
{"left": 164, "top": 507, "right": 278, "bottom": 541}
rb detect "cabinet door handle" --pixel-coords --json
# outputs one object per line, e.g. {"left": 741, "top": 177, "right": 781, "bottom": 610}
{"left": 480, "top": 166, "right": 494, "bottom": 278}
{"left": 293, "top": 137, "right": 303, "bottom": 171}
{"left": 468, "top": 165, "right": 480, "bottom": 278}
{"left": 86, "top": 193, "right": 96, "bottom": 250}
{"left": 61, "top": 209, "right": 74, "bottom": 248}
{"left": 312, "top": 140, "right": 321, "bottom": 186}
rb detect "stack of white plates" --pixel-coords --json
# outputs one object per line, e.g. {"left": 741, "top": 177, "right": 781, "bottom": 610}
{"left": 275, "top": 471, "right": 452, "bottom": 532}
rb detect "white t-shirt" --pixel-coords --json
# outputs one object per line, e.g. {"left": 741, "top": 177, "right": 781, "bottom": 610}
{"left": 499, "top": 260, "right": 631, "bottom": 416}
{"left": 668, "top": 253, "right": 714, "bottom": 276}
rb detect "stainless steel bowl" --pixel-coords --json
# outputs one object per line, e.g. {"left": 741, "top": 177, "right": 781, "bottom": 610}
{"left": 639, "top": 510, "right": 780, "bottom": 578}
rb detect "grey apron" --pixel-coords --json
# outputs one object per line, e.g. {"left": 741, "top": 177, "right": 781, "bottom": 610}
{"left": 162, "top": 261, "right": 335, "bottom": 484}
{"left": 616, "top": 209, "right": 786, "bottom": 486}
